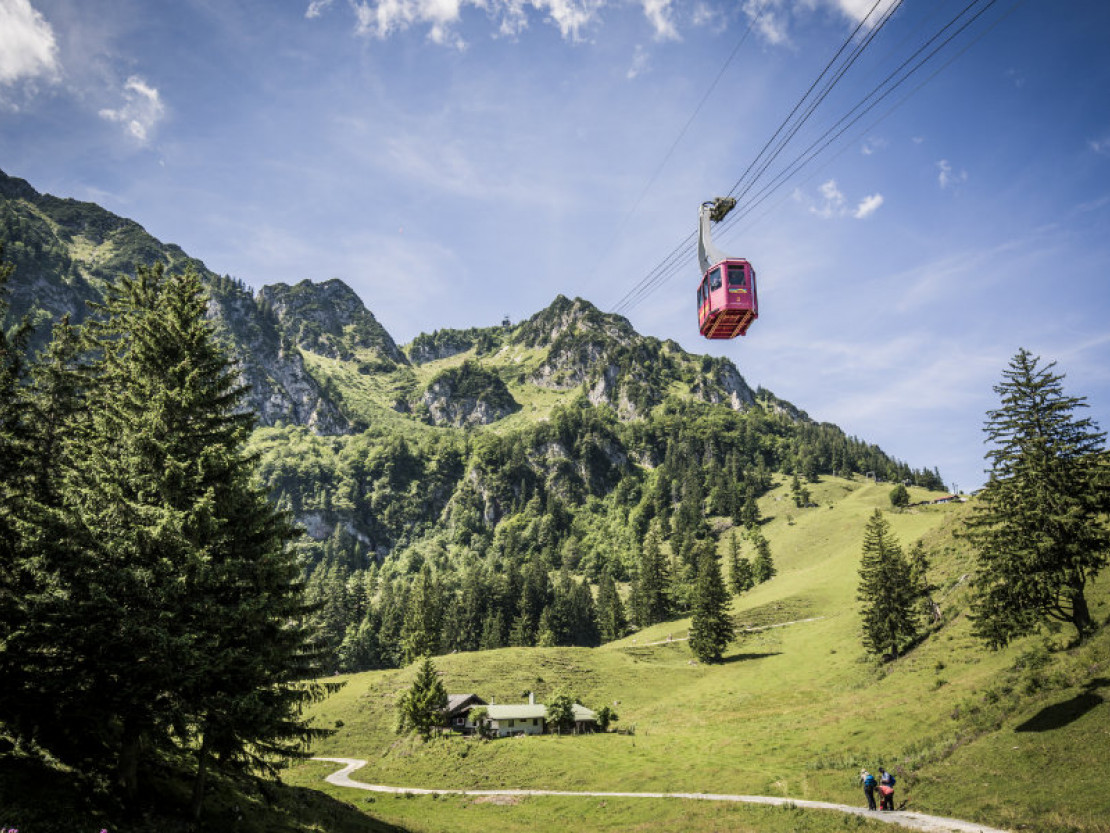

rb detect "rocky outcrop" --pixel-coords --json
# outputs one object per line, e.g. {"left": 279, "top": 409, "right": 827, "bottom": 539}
{"left": 0, "top": 168, "right": 348, "bottom": 434}
{"left": 418, "top": 362, "right": 520, "bottom": 427}
{"left": 258, "top": 279, "right": 407, "bottom": 366}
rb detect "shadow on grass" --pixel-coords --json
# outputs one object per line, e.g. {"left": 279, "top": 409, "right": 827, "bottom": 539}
{"left": 0, "top": 750, "right": 410, "bottom": 833}
{"left": 719, "top": 651, "right": 781, "bottom": 665}
{"left": 1015, "top": 678, "right": 1108, "bottom": 733}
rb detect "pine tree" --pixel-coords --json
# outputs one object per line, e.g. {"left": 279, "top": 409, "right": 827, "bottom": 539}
{"left": 728, "top": 530, "right": 754, "bottom": 594}
{"left": 396, "top": 656, "right": 448, "bottom": 740}
{"left": 750, "top": 528, "right": 775, "bottom": 584}
{"left": 595, "top": 571, "right": 628, "bottom": 643}
{"left": 12, "top": 264, "right": 336, "bottom": 813}
{"left": 857, "top": 509, "right": 919, "bottom": 659}
{"left": 965, "top": 349, "right": 1108, "bottom": 647}
{"left": 403, "top": 564, "right": 442, "bottom": 663}
{"left": 631, "top": 521, "right": 670, "bottom": 627}
{"left": 0, "top": 248, "right": 36, "bottom": 749}
{"left": 688, "top": 540, "right": 735, "bottom": 663}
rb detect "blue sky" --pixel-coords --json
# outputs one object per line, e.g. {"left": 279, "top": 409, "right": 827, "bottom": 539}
{"left": 2, "top": 0, "right": 1109, "bottom": 492}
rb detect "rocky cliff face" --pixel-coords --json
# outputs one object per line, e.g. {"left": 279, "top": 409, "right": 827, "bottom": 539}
{"left": 0, "top": 169, "right": 347, "bottom": 434}
{"left": 258, "top": 279, "right": 407, "bottom": 367}
{"left": 417, "top": 362, "right": 520, "bottom": 427}
{"left": 511, "top": 294, "right": 757, "bottom": 420}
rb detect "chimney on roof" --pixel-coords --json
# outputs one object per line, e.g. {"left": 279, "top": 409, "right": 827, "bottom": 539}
{"left": 528, "top": 691, "right": 534, "bottom": 705}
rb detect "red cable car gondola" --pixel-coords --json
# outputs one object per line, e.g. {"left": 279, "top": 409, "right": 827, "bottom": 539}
{"left": 697, "top": 198, "right": 758, "bottom": 339}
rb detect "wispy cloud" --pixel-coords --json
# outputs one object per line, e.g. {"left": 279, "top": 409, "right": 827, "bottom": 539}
{"left": 740, "top": 0, "right": 899, "bottom": 46}
{"left": 98, "top": 75, "right": 165, "bottom": 144}
{"left": 937, "top": 158, "right": 967, "bottom": 189}
{"left": 860, "top": 136, "right": 886, "bottom": 156}
{"left": 812, "top": 178, "right": 845, "bottom": 218}
{"left": 641, "top": 0, "right": 679, "bottom": 41}
{"left": 334, "top": 0, "right": 615, "bottom": 44}
{"left": 853, "top": 192, "right": 883, "bottom": 219}
{"left": 305, "top": 0, "right": 334, "bottom": 18}
{"left": 0, "top": 0, "right": 60, "bottom": 86}
{"left": 1088, "top": 135, "right": 1110, "bottom": 156}
{"left": 627, "top": 44, "right": 650, "bottom": 80}
{"left": 742, "top": 0, "right": 790, "bottom": 46}
{"left": 800, "top": 179, "right": 880, "bottom": 219}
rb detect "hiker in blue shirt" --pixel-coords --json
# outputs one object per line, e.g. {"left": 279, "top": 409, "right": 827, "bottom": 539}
{"left": 860, "top": 768, "right": 877, "bottom": 810}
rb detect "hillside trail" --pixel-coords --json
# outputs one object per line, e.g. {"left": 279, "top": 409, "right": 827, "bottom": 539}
{"left": 314, "top": 757, "right": 1011, "bottom": 833}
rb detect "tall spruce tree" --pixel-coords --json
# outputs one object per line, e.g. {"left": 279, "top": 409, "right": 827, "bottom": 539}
{"left": 396, "top": 655, "right": 448, "bottom": 740}
{"left": 0, "top": 248, "right": 35, "bottom": 747}
{"left": 596, "top": 570, "right": 628, "bottom": 643}
{"left": 965, "top": 349, "right": 1108, "bottom": 647}
{"left": 403, "top": 564, "right": 442, "bottom": 663}
{"left": 727, "top": 529, "right": 754, "bottom": 594}
{"left": 857, "top": 509, "right": 919, "bottom": 659}
{"left": 688, "top": 540, "right": 735, "bottom": 663}
{"left": 750, "top": 528, "right": 775, "bottom": 584}
{"left": 14, "top": 264, "right": 335, "bottom": 813}
{"left": 631, "top": 521, "right": 670, "bottom": 627}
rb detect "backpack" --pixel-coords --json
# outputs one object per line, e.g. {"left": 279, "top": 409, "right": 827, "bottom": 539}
{"left": 864, "top": 774, "right": 876, "bottom": 788}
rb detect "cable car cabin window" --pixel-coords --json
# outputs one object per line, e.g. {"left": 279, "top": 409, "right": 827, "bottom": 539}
{"left": 727, "top": 265, "right": 747, "bottom": 289}
{"left": 709, "top": 267, "right": 722, "bottom": 291}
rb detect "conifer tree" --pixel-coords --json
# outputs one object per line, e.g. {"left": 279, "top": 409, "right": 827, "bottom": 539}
{"left": 10, "top": 264, "right": 335, "bottom": 813}
{"left": 0, "top": 248, "right": 35, "bottom": 746}
{"left": 750, "top": 528, "right": 776, "bottom": 584}
{"left": 631, "top": 521, "right": 670, "bottom": 626}
{"left": 403, "top": 564, "right": 442, "bottom": 663}
{"left": 727, "top": 530, "right": 754, "bottom": 594}
{"left": 596, "top": 570, "right": 628, "bottom": 643}
{"left": 396, "top": 656, "right": 448, "bottom": 740}
{"left": 857, "top": 509, "right": 918, "bottom": 659}
{"left": 688, "top": 540, "right": 734, "bottom": 663}
{"left": 965, "top": 349, "right": 1108, "bottom": 646}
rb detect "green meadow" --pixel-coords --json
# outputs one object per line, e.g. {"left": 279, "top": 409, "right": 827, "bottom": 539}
{"left": 286, "top": 477, "right": 1110, "bottom": 833}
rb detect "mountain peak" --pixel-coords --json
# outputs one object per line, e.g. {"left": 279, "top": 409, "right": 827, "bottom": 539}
{"left": 515, "top": 294, "right": 635, "bottom": 350}
{"left": 257, "top": 279, "right": 407, "bottom": 366}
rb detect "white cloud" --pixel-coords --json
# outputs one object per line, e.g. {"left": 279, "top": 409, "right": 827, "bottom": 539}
{"left": 690, "top": 1, "right": 725, "bottom": 30}
{"left": 626, "top": 44, "right": 650, "bottom": 79}
{"left": 98, "top": 75, "right": 165, "bottom": 144}
{"left": 830, "top": 0, "right": 899, "bottom": 26}
{"left": 347, "top": 0, "right": 609, "bottom": 44}
{"left": 640, "top": 0, "right": 679, "bottom": 41}
{"left": 1089, "top": 136, "right": 1110, "bottom": 156}
{"left": 853, "top": 192, "right": 883, "bottom": 219}
{"left": 740, "top": 0, "right": 899, "bottom": 47}
{"left": 810, "top": 178, "right": 845, "bottom": 218}
{"left": 0, "top": 0, "right": 60, "bottom": 86}
{"left": 937, "top": 158, "right": 967, "bottom": 189}
{"left": 742, "top": 0, "right": 790, "bottom": 46}
{"left": 860, "top": 136, "right": 886, "bottom": 155}
{"left": 305, "top": 0, "right": 334, "bottom": 18}
{"left": 797, "top": 178, "right": 879, "bottom": 219}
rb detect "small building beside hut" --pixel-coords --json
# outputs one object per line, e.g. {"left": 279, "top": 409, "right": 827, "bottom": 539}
{"left": 443, "top": 693, "right": 487, "bottom": 734}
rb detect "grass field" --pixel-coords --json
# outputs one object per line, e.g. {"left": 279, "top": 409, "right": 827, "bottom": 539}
{"left": 284, "top": 476, "right": 1110, "bottom": 833}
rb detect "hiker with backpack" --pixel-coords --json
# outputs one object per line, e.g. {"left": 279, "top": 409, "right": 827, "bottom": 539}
{"left": 878, "top": 768, "right": 896, "bottom": 810}
{"left": 860, "top": 768, "right": 877, "bottom": 810}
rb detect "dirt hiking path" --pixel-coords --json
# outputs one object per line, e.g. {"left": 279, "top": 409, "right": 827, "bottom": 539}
{"left": 313, "top": 757, "right": 1011, "bottom": 833}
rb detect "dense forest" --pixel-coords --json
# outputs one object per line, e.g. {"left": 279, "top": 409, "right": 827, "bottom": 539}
{"left": 253, "top": 392, "right": 943, "bottom": 673}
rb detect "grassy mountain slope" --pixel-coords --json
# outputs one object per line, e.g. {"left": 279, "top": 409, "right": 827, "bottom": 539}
{"left": 284, "top": 477, "right": 1110, "bottom": 833}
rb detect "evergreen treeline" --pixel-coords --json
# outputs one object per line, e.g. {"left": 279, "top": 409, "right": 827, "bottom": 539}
{"left": 0, "top": 254, "right": 335, "bottom": 818}
{"left": 252, "top": 391, "right": 943, "bottom": 674}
